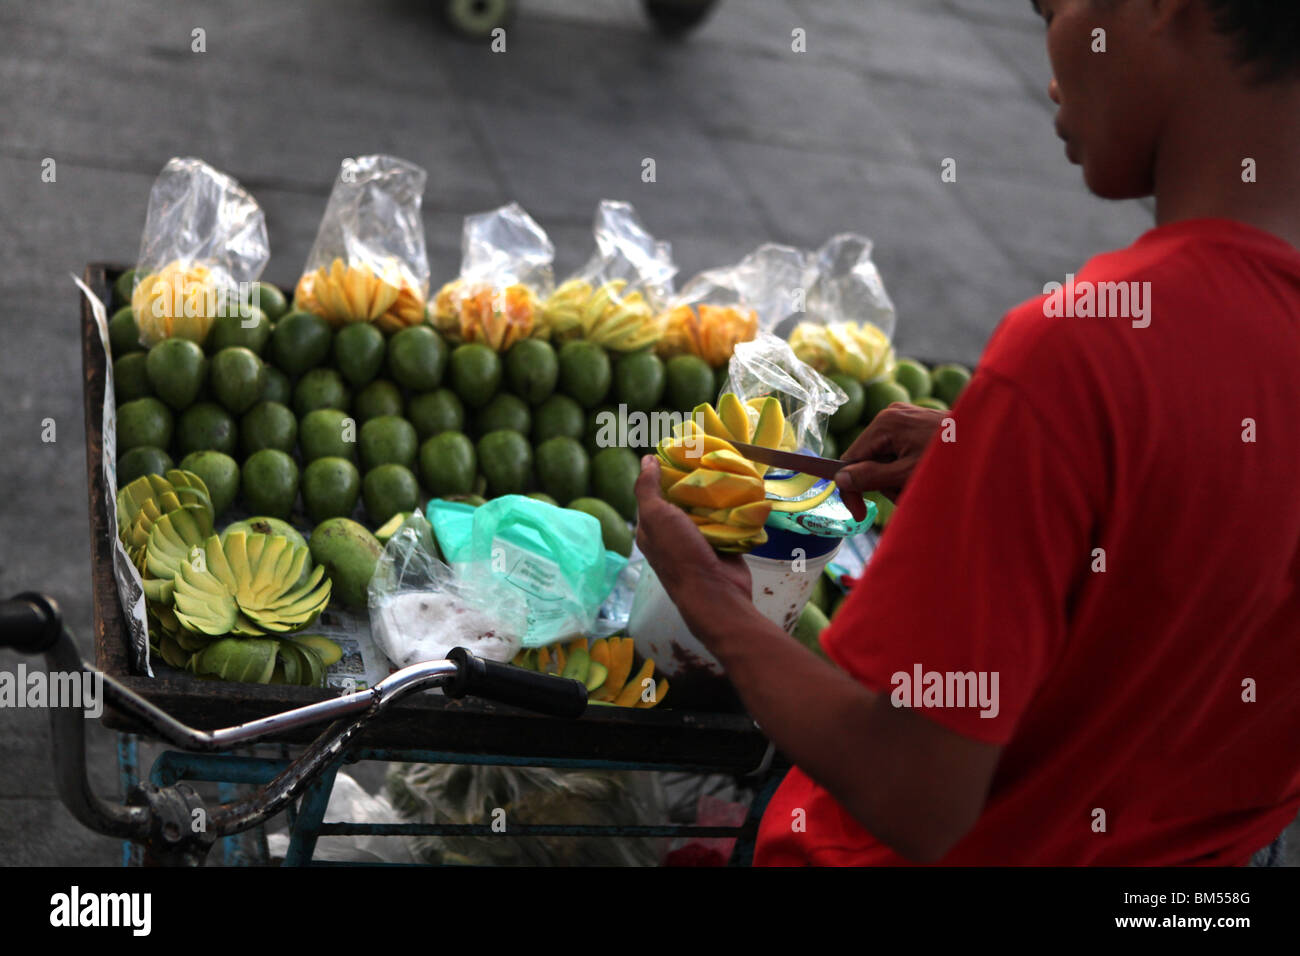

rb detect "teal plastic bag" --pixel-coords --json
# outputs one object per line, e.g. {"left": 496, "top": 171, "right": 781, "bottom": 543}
{"left": 427, "top": 495, "right": 627, "bottom": 648}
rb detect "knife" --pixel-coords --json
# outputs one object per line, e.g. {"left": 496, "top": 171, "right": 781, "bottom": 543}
{"left": 728, "top": 441, "right": 846, "bottom": 481}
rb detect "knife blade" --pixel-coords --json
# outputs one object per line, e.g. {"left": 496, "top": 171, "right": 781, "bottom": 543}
{"left": 728, "top": 441, "right": 845, "bottom": 481}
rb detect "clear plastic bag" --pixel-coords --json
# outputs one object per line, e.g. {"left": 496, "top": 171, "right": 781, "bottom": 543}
{"left": 785, "top": 234, "right": 897, "bottom": 383}
{"left": 430, "top": 202, "right": 554, "bottom": 351}
{"left": 387, "top": 762, "right": 668, "bottom": 866}
{"left": 293, "top": 154, "right": 430, "bottom": 335}
{"left": 367, "top": 513, "right": 525, "bottom": 669}
{"left": 130, "top": 157, "right": 269, "bottom": 347}
{"left": 720, "top": 332, "right": 846, "bottom": 458}
{"left": 542, "top": 200, "right": 676, "bottom": 352}
{"left": 656, "top": 243, "right": 806, "bottom": 368}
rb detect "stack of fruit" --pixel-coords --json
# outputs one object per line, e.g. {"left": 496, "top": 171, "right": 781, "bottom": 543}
{"left": 430, "top": 279, "right": 543, "bottom": 351}
{"left": 541, "top": 278, "right": 662, "bottom": 353}
{"left": 510, "top": 635, "right": 667, "bottom": 708}
{"left": 655, "top": 303, "right": 758, "bottom": 369}
{"left": 108, "top": 271, "right": 723, "bottom": 602}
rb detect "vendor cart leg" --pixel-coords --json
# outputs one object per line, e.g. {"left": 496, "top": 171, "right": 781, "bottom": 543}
{"left": 283, "top": 758, "right": 342, "bottom": 867}
{"left": 117, "top": 733, "right": 142, "bottom": 867}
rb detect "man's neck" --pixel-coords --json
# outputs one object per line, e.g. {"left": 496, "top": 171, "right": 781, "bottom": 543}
{"left": 1152, "top": 76, "right": 1300, "bottom": 250}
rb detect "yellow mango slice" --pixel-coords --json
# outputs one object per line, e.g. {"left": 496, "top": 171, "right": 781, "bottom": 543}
{"left": 659, "top": 464, "right": 688, "bottom": 493}
{"left": 690, "top": 403, "right": 731, "bottom": 440}
{"left": 716, "top": 393, "right": 751, "bottom": 444}
{"left": 596, "top": 638, "right": 635, "bottom": 702}
{"left": 751, "top": 396, "right": 785, "bottom": 449}
{"left": 729, "top": 500, "right": 773, "bottom": 526}
{"left": 699, "top": 449, "right": 763, "bottom": 480}
{"left": 765, "top": 472, "right": 820, "bottom": 499}
{"left": 636, "top": 679, "right": 669, "bottom": 709}
{"left": 589, "top": 638, "right": 610, "bottom": 669}
{"left": 666, "top": 470, "right": 765, "bottom": 510}
{"left": 614, "top": 659, "right": 656, "bottom": 707}
{"left": 697, "top": 522, "right": 763, "bottom": 544}
{"left": 658, "top": 434, "right": 738, "bottom": 470}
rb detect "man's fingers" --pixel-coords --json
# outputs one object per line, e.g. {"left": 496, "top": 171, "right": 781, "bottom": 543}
{"left": 842, "top": 406, "right": 904, "bottom": 462}
{"left": 835, "top": 457, "right": 913, "bottom": 496}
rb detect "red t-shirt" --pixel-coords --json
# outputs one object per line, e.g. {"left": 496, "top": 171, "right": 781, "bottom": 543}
{"left": 756, "top": 219, "right": 1300, "bottom": 866}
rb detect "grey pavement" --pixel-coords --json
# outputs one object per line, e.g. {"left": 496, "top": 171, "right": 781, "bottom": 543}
{"left": 0, "top": 0, "right": 1293, "bottom": 866}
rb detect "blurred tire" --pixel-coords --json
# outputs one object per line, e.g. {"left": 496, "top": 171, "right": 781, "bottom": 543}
{"left": 442, "top": 0, "right": 515, "bottom": 39}
{"left": 643, "top": 0, "right": 719, "bottom": 38}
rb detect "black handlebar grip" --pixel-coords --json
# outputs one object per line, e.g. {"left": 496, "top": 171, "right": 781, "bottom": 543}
{"left": 0, "top": 593, "right": 63, "bottom": 653}
{"left": 445, "top": 647, "right": 588, "bottom": 718}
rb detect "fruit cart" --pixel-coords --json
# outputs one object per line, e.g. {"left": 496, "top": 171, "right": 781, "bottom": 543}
{"left": 72, "top": 263, "right": 784, "bottom": 866}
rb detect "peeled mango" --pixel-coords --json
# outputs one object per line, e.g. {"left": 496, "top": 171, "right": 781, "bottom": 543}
{"left": 656, "top": 303, "right": 758, "bottom": 368}
{"left": 294, "top": 257, "right": 427, "bottom": 335}
{"left": 542, "top": 279, "right": 660, "bottom": 352}
{"left": 788, "top": 319, "right": 895, "bottom": 383}
{"left": 431, "top": 279, "right": 541, "bottom": 351}
{"left": 131, "top": 260, "right": 222, "bottom": 346}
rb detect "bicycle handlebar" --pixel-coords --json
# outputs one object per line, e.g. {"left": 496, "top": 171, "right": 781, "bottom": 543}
{"left": 445, "top": 646, "right": 588, "bottom": 718}
{"left": 0, "top": 593, "right": 63, "bottom": 653}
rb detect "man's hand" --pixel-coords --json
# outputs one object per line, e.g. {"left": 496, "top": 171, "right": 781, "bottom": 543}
{"left": 633, "top": 455, "right": 752, "bottom": 634}
{"left": 836, "top": 403, "right": 947, "bottom": 520}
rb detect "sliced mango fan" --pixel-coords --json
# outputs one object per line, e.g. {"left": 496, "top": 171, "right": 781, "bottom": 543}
{"left": 115, "top": 470, "right": 337, "bottom": 687}
{"left": 431, "top": 278, "right": 542, "bottom": 351}
{"left": 295, "top": 257, "right": 427, "bottom": 334}
{"left": 656, "top": 393, "right": 835, "bottom": 553}
{"left": 542, "top": 278, "right": 662, "bottom": 352}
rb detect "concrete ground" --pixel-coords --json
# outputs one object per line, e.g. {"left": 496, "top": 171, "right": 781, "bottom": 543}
{"left": 0, "top": 0, "right": 1293, "bottom": 865}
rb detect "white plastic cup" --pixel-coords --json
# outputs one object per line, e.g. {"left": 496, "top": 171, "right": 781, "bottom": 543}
{"left": 628, "top": 533, "right": 841, "bottom": 708}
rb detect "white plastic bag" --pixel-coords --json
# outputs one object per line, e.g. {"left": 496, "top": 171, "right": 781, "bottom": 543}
{"left": 430, "top": 202, "right": 554, "bottom": 350}
{"left": 367, "top": 513, "right": 525, "bottom": 669}
{"left": 542, "top": 200, "right": 676, "bottom": 352}
{"left": 130, "top": 157, "right": 269, "bottom": 346}
{"left": 294, "top": 154, "right": 430, "bottom": 335}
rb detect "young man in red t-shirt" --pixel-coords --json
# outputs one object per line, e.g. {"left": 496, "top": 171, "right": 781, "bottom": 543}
{"left": 634, "top": 0, "right": 1300, "bottom": 865}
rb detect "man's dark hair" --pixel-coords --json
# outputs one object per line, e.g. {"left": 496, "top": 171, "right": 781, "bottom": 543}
{"left": 1202, "top": 0, "right": 1300, "bottom": 82}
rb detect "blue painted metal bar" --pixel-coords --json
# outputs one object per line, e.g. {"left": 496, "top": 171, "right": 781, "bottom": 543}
{"left": 283, "top": 759, "right": 341, "bottom": 867}
{"left": 150, "top": 751, "right": 289, "bottom": 787}
{"left": 117, "top": 733, "right": 141, "bottom": 868}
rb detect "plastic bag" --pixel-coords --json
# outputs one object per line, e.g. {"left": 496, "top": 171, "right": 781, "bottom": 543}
{"left": 293, "top": 154, "right": 430, "bottom": 335}
{"left": 387, "top": 762, "right": 667, "bottom": 866}
{"left": 266, "top": 772, "right": 420, "bottom": 865}
{"left": 427, "top": 496, "right": 626, "bottom": 648}
{"left": 430, "top": 202, "right": 554, "bottom": 350}
{"left": 785, "top": 234, "right": 897, "bottom": 383}
{"left": 541, "top": 199, "right": 676, "bottom": 352}
{"left": 720, "top": 332, "right": 846, "bottom": 458}
{"left": 367, "top": 513, "right": 525, "bottom": 669}
{"left": 130, "top": 157, "right": 269, "bottom": 347}
{"left": 656, "top": 243, "right": 806, "bottom": 369}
